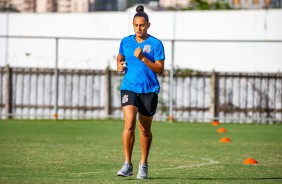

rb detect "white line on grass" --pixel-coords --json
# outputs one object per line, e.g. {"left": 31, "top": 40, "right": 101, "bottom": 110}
{"left": 157, "top": 156, "right": 219, "bottom": 170}
{"left": 68, "top": 151, "right": 219, "bottom": 175}
{"left": 68, "top": 171, "right": 109, "bottom": 175}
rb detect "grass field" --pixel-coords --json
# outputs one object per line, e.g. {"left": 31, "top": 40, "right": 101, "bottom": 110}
{"left": 0, "top": 120, "right": 281, "bottom": 184}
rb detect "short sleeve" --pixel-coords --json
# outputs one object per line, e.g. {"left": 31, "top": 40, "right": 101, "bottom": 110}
{"left": 154, "top": 40, "right": 165, "bottom": 61}
{"left": 119, "top": 38, "right": 125, "bottom": 56}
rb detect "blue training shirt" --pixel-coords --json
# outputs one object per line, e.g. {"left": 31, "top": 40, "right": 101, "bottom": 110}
{"left": 119, "top": 34, "right": 165, "bottom": 94}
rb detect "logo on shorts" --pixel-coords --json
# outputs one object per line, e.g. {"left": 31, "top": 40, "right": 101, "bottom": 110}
{"left": 143, "top": 45, "right": 151, "bottom": 53}
{"left": 122, "top": 95, "right": 128, "bottom": 104}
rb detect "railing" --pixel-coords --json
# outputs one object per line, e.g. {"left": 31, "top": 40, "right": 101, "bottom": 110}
{"left": 0, "top": 66, "right": 281, "bottom": 123}
{"left": 0, "top": 35, "right": 282, "bottom": 123}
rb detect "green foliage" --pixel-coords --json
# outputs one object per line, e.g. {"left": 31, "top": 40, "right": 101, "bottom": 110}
{"left": 174, "top": 68, "right": 202, "bottom": 77}
{"left": 169, "top": 0, "right": 232, "bottom": 10}
{"left": 211, "top": 0, "right": 232, "bottom": 10}
{"left": 190, "top": 0, "right": 211, "bottom": 10}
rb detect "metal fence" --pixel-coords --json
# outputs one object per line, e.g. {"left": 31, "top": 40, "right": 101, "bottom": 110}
{"left": 1, "top": 35, "right": 282, "bottom": 123}
{"left": 1, "top": 65, "right": 281, "bottom": 123}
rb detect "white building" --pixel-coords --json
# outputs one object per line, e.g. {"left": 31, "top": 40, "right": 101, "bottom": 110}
{"left": 0, "top": 10, "right": 281, "bottom": 72}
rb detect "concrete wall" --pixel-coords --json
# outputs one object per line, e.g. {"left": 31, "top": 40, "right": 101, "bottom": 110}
{"left": 0, "top": 10, "right": 282, "bottom": 72}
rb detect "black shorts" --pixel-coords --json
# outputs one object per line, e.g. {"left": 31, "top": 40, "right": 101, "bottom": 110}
{"left": 121, "top": 90, "right": 158, "bottom": 117}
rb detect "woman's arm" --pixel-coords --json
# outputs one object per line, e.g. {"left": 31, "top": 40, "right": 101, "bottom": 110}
{"left": 134, "top": 47, "right": 164, "bottom": 75}
{"left": 116, "top": 54, "right": 126, "bottom": 73}
{"left": 141, "top": 57, "right": 164, "bottom": 75}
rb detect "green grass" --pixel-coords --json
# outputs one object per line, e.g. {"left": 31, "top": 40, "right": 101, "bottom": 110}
{"left": 0, "top": 120, "right": 281, "bottom": 184}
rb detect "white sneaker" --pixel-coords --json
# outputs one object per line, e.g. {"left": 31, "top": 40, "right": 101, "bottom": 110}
{"left": 137, "top": 163, "right": 148, "bottom": 179}
{"left": 117, "top": 161, "right": 133, "bottom": 177}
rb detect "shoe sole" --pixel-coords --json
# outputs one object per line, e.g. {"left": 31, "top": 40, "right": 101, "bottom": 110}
{"left": 137, "top": 176, "right": 148, "bottom": 179}
{"left": 117, "top": 172, "right": 133, "bottom": 177}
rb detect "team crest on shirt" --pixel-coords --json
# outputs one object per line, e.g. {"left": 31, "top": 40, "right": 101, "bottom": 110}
{"left": 143, "top": 45, "right": 151, "bottom": 53}
{"left": 122, "top": 95, "right": 128, "bottom": 104}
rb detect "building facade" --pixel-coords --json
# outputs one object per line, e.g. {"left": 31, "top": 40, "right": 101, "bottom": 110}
{"left": 36, "top": 0, "right": 89, "bottom": 12}
{"left": 0, "top": 0, "right": 281, "bottom": 12}
{"left": 159, "top": 0, "right": 282, "bottom": 9}
{"left": 1, "top": 0, "right": 90, "bottom": 12}
{"left": 2, "top": 0, "right": 36, "bottom": 12}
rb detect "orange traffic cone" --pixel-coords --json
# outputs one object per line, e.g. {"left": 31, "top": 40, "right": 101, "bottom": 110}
{"left": 53, "top": 113, "right": 59, "bottom": 120}
{"left": 212, "top": 120, "right": 220, "bottom": 126}
{"left": 168, "top": 116, "right": 174, "bottom": 122}
{"left": 243, "top": 158, "right": 258, "bottom": 165}
{"left": 217, "top": 127, "right": 227, "bottom": 133}
{"left": 220, "top": 137, "right": 231, "bottom": 143}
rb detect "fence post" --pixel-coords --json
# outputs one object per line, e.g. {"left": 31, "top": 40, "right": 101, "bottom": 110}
{"left": 168, "top": 40, "right": 175, "bottom": 122}
{"left": 5, "top": 65, "right": 13, "bottom": 119}
{"left": 210, "top": 70, "right": 219, "bottom": 121}
{"left": 53, "top": 38, "right": 59, "bottom": 120}
{"left": 105, "top": 66, "right": 112, "bottom": 117}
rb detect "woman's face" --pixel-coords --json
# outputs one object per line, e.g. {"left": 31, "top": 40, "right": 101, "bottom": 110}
{"left": 133, "top": 16, "right": 150, "bottom": 39}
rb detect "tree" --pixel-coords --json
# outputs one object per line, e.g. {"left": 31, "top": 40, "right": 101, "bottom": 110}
{"left": 175, "top": 0, "right": 231, "bottom": 10}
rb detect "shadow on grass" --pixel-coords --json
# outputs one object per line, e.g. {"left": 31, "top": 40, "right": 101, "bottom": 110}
{"left": 147, "top": 177, "right": 282, "bottom": 181}
{"left": 191, "top": 177, "right": 282, "bottom": 181}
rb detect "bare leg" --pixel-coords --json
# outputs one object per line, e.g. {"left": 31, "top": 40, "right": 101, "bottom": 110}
{"left": 138, "top": 113, "right": 153, "bottom": 164}
{"left": 122, "top": 105, "right": 138, "bottom": 164}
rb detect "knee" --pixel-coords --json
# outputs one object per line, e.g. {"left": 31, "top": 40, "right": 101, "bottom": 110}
{"left": 139, "top": 127, "right": 152, "bottom": 137}
{"left": 124, "top": 123, "right": 135, "bottom": 134}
